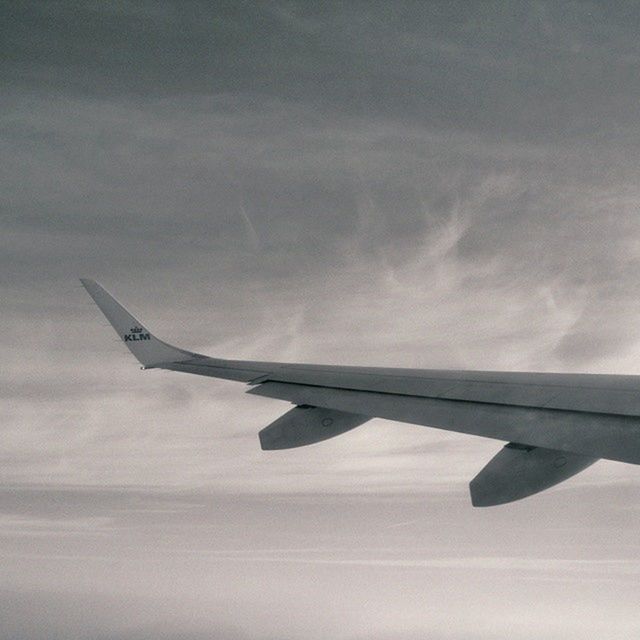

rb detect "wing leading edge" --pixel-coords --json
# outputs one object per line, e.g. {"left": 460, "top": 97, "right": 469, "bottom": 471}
{"left": 81, "top": 279, "right": 640, "bottom": 506}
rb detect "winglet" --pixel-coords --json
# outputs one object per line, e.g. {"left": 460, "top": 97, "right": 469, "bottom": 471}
{"left": 80, "top": 279, "right": 194, "bottom": 367}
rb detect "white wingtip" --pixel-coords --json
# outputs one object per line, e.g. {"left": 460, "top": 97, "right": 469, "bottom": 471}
{"left": 80, "top": 278, "right": 193, "bottom": 367}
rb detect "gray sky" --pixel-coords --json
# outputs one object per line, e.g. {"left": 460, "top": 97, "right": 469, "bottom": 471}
{"left": 2, "top": 1, "right": 640, "bottom": 638}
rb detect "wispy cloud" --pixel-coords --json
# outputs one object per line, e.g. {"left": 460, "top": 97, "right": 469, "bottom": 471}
{"left": 4, "top": 1, "right": 640, "bottom": 637}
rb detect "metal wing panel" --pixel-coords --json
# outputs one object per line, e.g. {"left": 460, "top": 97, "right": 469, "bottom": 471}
{"left": 259, "top": 366, "right": 640, "bottom": 417}
{"left": 163, "top": 359, "right": 278, "bottom": 383}
{"left": 248, "top": 381, "right": 640, "bottom": 465}
{"left": 158, "top": 358, "right": 640, "bottom": 416}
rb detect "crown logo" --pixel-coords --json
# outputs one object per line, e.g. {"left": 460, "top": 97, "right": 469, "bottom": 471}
{"left": 130, "top": 326, "right": 143, "bottom": 334}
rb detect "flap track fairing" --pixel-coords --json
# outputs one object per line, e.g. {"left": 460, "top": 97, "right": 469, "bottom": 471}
{"left": 259, "top": 405, "right": 369, "bottom": 450}
{"left": 470, "top": 442, "right": 598, "bottom": 507}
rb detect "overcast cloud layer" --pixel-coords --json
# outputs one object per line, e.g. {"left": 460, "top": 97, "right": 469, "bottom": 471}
{"left": 2, "top": 2, "right": 640, "bottom": 638}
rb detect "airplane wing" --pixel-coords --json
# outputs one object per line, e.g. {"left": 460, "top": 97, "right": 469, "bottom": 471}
{"left": 81, "top": 279, "right": 640, "bottom": 506}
